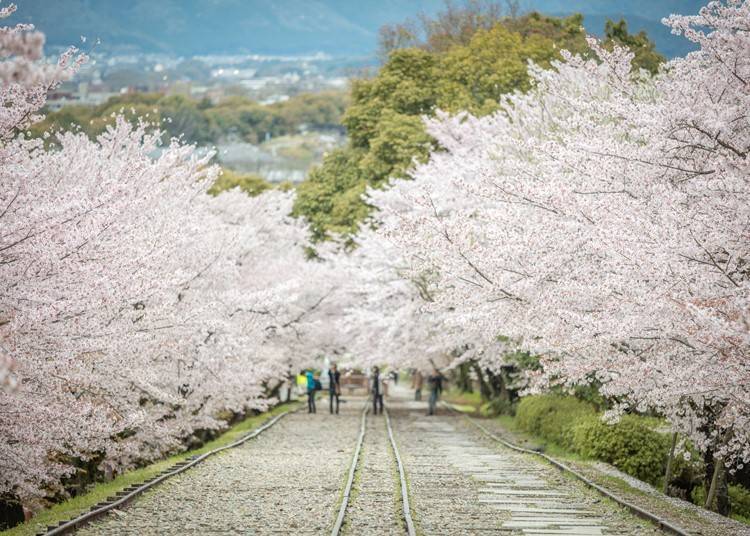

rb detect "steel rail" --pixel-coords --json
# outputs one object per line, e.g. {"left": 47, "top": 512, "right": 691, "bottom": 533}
{"left": 41, "top": 405, "right": 299, "bottom": 536}
{"left": 330, "top": 402, "right": 369, "bottom": 536}
{"left": 384, "top": 406, "right": 417, "bottom": 536}
{"left": 443, "top": 402, "right": 691, "bottom": 536}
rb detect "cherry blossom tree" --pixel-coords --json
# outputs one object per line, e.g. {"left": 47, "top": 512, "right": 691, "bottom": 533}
{"left": 0, "top": 4, "right": 331, "bottom": 504}
{"left": 324, "top": 228, "right": 457, "bottom": 370}
{"left": 367, "top": 0, "right": 749, "bottom": 472}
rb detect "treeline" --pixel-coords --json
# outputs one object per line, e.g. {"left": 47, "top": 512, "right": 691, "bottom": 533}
{"left": 293, "top": 6, "right": 665, "bottom": 240}
{"left": 31, "top": 90, "right": 348, "bottom": 147}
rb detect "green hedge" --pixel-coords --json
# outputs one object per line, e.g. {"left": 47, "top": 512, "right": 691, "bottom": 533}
{"left": 571, "top": 415, "right": 669, "bottom": 484}
{"left": 515, "top": 395, "right": 668, "bottom": 485}
{"left": 515, "top": 395, "right": 597, "bottom": 449}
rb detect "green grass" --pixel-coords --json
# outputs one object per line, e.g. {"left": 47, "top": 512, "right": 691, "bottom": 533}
{"left": 442, "top": 389, "right": 482, "bottom": 412}
{"left": 3, "top": 402, "right": 299, "bottom": 536}
{"left": 449, "top": 403, "right": 476, "bottom": 414}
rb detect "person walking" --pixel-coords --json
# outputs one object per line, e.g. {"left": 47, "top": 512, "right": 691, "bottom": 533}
{"left": 427, "top": 367, "right": 444, "bottom": 416}
{"left": 412, "top": 369, "right": 424, "bottom": 401}
{"left": 328, "top": 363, "right": 341, "bottom": 414}
{"left": 370, "top": 366, "right": 384, "bottom": 415}
{"left": 305, "top": 369, "right": 316, "bottom": 414}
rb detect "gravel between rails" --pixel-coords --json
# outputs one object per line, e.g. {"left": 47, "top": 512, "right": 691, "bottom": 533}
{"left": 389, "top": 391, "right": 664, "bottom": 536}
{"left": 76, "top": 397, "right": 366, "bottom": 535}
{"left": 341, "top": 412, "right": 403, "bottom": 535}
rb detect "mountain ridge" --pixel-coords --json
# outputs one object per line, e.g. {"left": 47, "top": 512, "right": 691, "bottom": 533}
{"left": 6, "top": 0, "right": 702, "bottom": 58}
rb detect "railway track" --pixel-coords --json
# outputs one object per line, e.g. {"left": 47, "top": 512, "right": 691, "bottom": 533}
{"left": 385, "top": 406, "right": 417, "bottom": 536}
{"left": 442, "top": 402, "right": 691, "bottom": 536}
{"left": 330, "top": 404, "right": 369, "bottom": 535}
{"left": 331, "top": 401, "right": 416, "bottom": 536}
{"left": 30, "top": 392, "right": 691, "bottom": 536}
{"left": 38, "top": 406, "right": 299, "bottom": 536}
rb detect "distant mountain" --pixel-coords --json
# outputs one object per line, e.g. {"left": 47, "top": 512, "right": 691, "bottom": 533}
{"left": 7, "top": 0, "right": 703, "bottom": 58}
{"left": 525, "top": 0, "right": 704, "bottom": 57}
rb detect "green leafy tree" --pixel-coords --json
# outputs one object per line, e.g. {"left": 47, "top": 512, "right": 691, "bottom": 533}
{"left": 155, "top": 95, "right": 212, "bottom": 144}
{"left": 360, "top": 111, "right": 435, "bottom": 182}
{"left": 602, "top": 18, "right": 666, "bottom": 75}
{"left": 437, "top": 23, "right": 560, "bottom": 115}
{"left": 292, "top": 148, "right": 369, "bottom": 240}
{"left": 207, "top": 168, "right": 274, "bottom": 197}
{"left": 345, "top": 48, "right": 439, "bottom": 148}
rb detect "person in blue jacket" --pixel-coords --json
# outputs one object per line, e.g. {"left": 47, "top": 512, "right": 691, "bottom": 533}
{"left": 305, "top": 369, "right": 316, "bottom": 414}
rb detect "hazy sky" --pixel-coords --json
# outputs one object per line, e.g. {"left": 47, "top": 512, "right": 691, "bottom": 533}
{"left": 7, "top": 0, "right": 702, "bottom": 57}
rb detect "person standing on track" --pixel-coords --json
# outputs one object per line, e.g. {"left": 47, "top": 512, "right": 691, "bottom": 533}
{"left": 305, "top": 369, "right": 317, "bottom": 414}
{"left": 412, "top": 369, "right": 424, "bottom": 401}
{"left": 427, "top": 367, "right": 444, "bottom": 416}
{"left": 370, "top": 366, "right": 384, "bottom": 415}
{"left": 328, "top": 363, "right": 341, "bottom": 414}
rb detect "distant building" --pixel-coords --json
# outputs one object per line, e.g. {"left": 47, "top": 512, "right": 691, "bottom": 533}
{"left": 260, "top": 94, "right": 290, "bottom": 105}
{"left": 46, "top": 90, "right": 77, "bottom": 110}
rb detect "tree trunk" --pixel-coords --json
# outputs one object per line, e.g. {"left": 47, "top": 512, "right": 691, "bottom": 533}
{"left": 717, "top": 462, "right": 730, "bottom": 516}
{"left": 266, "top": 379, "right": 282, "bottom": 400}
{"left": 472, "top": 362, "right": 492, "bottom": 401}
{"left": 456, "top": 361, "right": 473, "bottom": 392}
{"left": 0, "top": 494, "right": 25, "bottom": 530}
{"left": 703, "top": 452, "right": 730, "bottom": 516}
{"left": 705, "top": 456, "right": 722, "bottom": 511}
{"left": 663, "top": 432, "right": 678, "bottom": 495}
{"left": 485, "top": 368, "right": 503, "bottom": 400}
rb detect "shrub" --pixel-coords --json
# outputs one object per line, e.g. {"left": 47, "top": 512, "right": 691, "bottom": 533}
{"left": 571, "top": 415, "right": 669, "bottom": 485}
{"left": 515, "top": 395, "right": 597, "bottom": 449}
{"left": 731, "top": 484, "right": 750, "bottom": 523}
{"left": 514, "top": 395, "right": 673, "bottom": 486}
{"left": 480, "top": 397, "right": 516, "bottom": 417}
{"left": 693, "top": 483, "right": 750, "bottom": 523}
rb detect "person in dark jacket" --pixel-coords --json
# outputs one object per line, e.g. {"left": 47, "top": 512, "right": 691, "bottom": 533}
{"left": 328, "top": 363, "right": 341, "bottom": 414}
{"left": 427, "top": 368, "right": 444, "bottom": 416}
{"left": 370, "top": 366, "right": 384, "bottom": 415}
{"left": 305, "top": 369, "right": 316, "bottom": 414}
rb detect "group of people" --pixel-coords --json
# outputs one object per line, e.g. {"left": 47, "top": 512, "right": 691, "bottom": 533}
{"left": 303, "top": 364, "right": 341, "bottom": 414}
{"left": 301, "top": 365, "right": 445, "bottom": 416}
